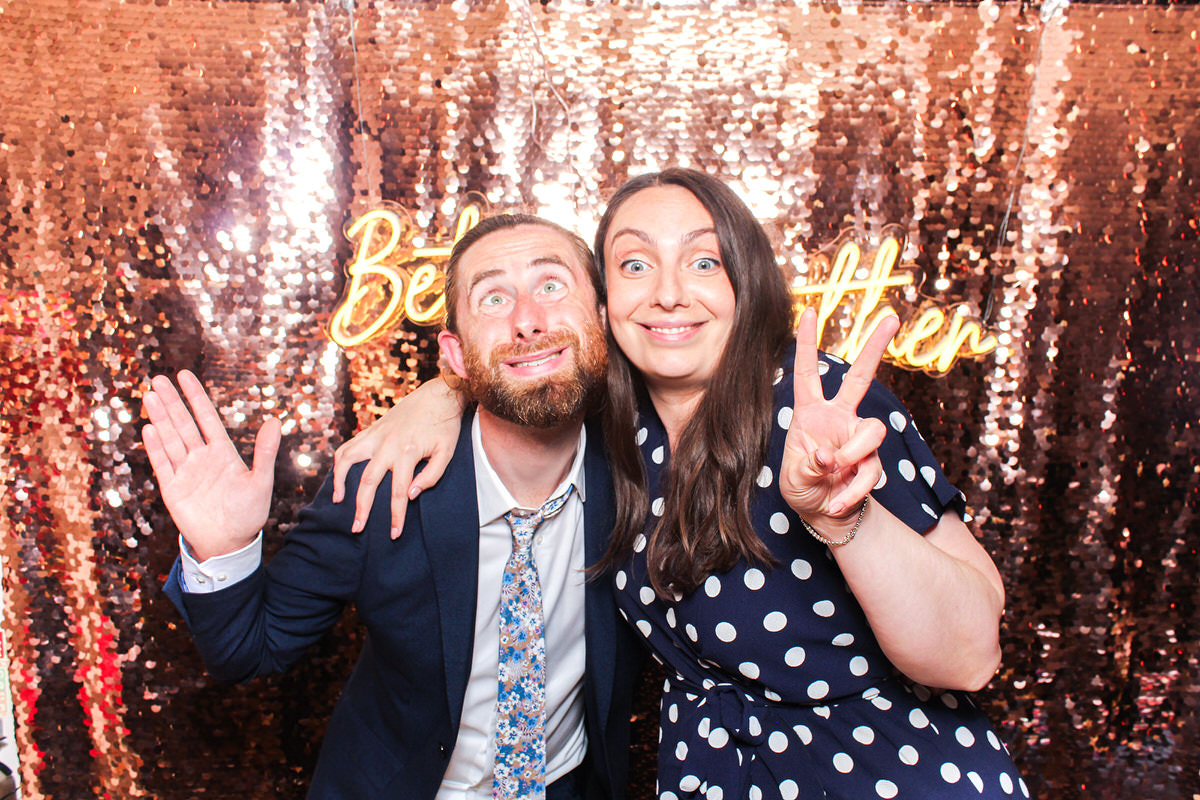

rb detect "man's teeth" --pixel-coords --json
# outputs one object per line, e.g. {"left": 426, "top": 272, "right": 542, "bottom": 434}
{"left": 513, "top": 352, "right": 558, "bottom": 368}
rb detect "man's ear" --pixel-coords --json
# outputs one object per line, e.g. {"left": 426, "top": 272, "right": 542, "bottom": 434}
{"left": 438, "top": 330, "right": 470, "bottom": 380}
{"left": 599, "top": 304, "right": 607, "bottom": 331}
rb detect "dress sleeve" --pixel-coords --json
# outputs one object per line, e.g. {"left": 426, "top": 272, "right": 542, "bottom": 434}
{"left": 841, "top": 364, "right": 967, "bottom": 535}
{"left": 774, "top": 343, "right": 967, "bottom": 537}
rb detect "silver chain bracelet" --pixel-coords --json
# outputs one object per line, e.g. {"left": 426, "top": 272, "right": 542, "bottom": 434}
{"left": 800, "top": 496, "right": 869, "bottom": 547}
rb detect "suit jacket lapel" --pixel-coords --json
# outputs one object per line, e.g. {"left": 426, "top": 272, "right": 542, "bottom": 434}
{"left": 582, "top": 418, "right": 618, "bottom": 733}
{"left": 420, "top": 407, "right": 481, "bottom": 731}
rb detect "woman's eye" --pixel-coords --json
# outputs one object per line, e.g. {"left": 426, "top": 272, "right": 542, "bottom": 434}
{"left": 693, "top": 257, "right": 721, "bottom": 272}
{"left": 621, "top": 259, "right": 649, "bottom": 274}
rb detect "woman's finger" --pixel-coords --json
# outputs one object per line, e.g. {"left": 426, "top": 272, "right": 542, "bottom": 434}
{"left": 829, "top": 455, "right": 882, "bottom": 516}
{"left": 835, "top": 313, "right": 899, "bottom": 412}
{"left": 826, "top": 417, "right": 887, "bottom": 474}
{"left": 331, "top": 437, "right": 368, "bottom": 504}
{"left": 351, "top": 457, "right": 390, "bottom": 533}
{"left": 792, "top": 307, "right": 826, "bottom": 407}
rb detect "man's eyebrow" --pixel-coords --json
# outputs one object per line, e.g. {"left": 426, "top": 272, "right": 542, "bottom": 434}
{"left": 529, "top": 254, "right": 573, "bottom": 270}
{"left": 466, "top": 268, "right": 504, "bottom": 295}
{"left": 465, "top": 255, "right": 575, "bottom": 294}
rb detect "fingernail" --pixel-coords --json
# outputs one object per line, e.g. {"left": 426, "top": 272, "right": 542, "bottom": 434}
{"left": 390, "top": 527, "right": 400, "bottom": 540}
{"left": 830, "top": 502, "right": 844, "bottom": 515}
{"left": 351, "top": 519, "right": 363, "bottom": 533}
{"left": 332, "top": 491, "right": 342, "bottom": 503}
{"left": 408, "top": 486, "right": 421, "bottom": 500}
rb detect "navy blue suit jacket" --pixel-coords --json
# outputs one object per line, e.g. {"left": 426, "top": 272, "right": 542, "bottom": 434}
{"left": 165, "top": 411, "right": 641, "bottom": 799}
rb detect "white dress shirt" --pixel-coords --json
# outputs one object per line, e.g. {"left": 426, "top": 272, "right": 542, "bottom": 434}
{"left": 179, "top": 414, "right": 590, "bottom": 799}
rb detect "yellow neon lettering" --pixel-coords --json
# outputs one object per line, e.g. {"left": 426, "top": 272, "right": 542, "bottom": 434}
{"left": 404, "top": 262, "right": 445, "bottom": 324}
{"left": 329, "top": 204, "right": 481, "bottom": 348}
{"left": 895, "top": 306, "right": 947, "bottom": 368}
{"left": 793, "top": 228, "right": 997, "bottom": 374}
{"left": 330, "top": 209, "right": 406, "bottom": 347}
{"left": 934, "top": 306, "right": 998, "bottom": 373}
{"left": 327, "top": 205, "right": 998, "bottom": 375}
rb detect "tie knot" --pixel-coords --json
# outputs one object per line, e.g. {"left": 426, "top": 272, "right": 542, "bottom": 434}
{"left": 503, "top": 485, "right": 575, "bottom": 550}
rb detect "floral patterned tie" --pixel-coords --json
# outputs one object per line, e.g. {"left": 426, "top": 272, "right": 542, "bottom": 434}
{"left": 493, "top": 485, "right": 575, "bottom": 800}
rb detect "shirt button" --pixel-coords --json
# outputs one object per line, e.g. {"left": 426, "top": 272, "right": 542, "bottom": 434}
{"left": 216, "top": 573, "right": 228, "bottom": 582}
{"left": 195, "top": 575, "right": 206, "bottom": 584}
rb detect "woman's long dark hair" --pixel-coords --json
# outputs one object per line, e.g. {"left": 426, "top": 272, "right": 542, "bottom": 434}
{"left": 593, "top": 168, "right": 795, "bottom": 597}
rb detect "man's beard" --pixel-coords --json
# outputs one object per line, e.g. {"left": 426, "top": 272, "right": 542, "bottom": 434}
{"left": 461, "top": 322, "right": 608, "bottom": 429}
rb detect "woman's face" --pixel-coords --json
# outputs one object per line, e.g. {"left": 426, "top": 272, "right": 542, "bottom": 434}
{"left": 602, "top": 185, "right": 737, "bottom": 396}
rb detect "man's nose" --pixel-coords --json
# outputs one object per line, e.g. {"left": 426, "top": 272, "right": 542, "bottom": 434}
{"left": 510, "top": 292, "right": 547, "bottom": 339}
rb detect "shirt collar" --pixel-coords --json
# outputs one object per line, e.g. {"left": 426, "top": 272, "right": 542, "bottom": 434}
{"left": 472, "top": 413, "right": 588, "bottom": 527}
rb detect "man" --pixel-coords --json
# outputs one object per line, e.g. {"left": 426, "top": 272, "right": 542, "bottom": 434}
{"left": 142, "top": 214, "right": 641, "bottom": 800}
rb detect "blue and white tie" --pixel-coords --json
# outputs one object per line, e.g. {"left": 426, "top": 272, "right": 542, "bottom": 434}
{"left": 493, "top": 485, "right": 575, "bottom": 800}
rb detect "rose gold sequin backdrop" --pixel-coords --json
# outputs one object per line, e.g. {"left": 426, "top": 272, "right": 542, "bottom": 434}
{"left": 0, "top": 0, "right": 1196, "bottom": 797}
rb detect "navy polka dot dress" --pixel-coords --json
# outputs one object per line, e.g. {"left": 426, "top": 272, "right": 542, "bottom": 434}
{"left": 612, "top": 344, "right": 1027, "bottom": 800}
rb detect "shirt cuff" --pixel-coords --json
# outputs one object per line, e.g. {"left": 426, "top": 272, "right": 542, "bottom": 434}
{"left": 178, "top": 533, "right": 263, "bottom": 594}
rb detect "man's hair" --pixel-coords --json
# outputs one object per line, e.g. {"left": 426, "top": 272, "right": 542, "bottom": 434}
{"left": 442, "top": 214, "right": 600, "bottom": 334}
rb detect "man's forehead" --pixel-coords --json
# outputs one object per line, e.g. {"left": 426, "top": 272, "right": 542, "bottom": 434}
{"left": 460, "top": 224, "right": 585, "bottom": 274}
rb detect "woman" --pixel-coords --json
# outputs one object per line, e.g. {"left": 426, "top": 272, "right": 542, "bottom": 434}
{"left": 335, "top": 169, "right": 1026, "bottom": 799}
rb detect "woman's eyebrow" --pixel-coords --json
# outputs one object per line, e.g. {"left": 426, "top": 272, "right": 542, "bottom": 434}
{"left": 609, "top": 227, "right": 717, "bottom": 248}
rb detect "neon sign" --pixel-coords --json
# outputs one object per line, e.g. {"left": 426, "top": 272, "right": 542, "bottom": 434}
{"left": 328, "top": 202, "right": 482, "bottom": 347}
{"left": 329, "top": 206, "right": 997, "bottom": 375}
{"left": 793, "top": 227, "right": 997, "bottom": 375}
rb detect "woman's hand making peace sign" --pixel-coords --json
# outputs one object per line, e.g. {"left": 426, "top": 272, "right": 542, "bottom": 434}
{"left": 778, "top": 308, "right": 901, "bottom": 540}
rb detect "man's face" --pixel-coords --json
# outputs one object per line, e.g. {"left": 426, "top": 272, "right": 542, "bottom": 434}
{"left": 438, "top": 224, "right": 607, "bottom": 429}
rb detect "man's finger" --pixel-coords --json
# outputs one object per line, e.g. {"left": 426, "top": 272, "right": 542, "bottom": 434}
{"left": 177, "top": 370, "right": 235, "bottom": 451}
{"left": 251, "top": 417, "right": 282, "bottom": 485}
{"left": 143, "top": 389, "right": 190, "bottom": 470}
{"left": 141, "top": 424, "right": 176, "bottom": 485}
{"left": 150, "top": 373, "right": 207, "bottom": 453}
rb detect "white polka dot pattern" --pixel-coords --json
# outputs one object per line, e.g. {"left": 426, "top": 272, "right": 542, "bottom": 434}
{"left": 763, "top": 611, "right": 787, "bottom": 632}
{"left": 613, "top": 348, "right": 1024, "bottom": 800}
{"left": 744, "top": 568, "right": 765, "bottom": 590}
{"left": 757, "top": 466, "right": 773, "bottom": 488}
